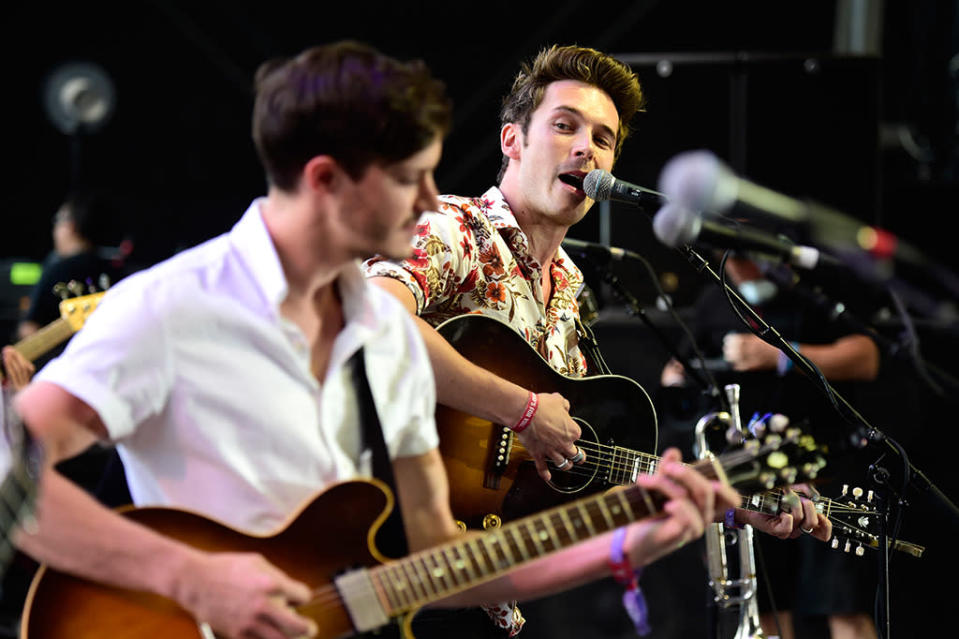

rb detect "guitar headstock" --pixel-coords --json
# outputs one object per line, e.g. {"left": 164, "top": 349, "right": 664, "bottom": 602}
{"left": 819, "top": 485, "right": 926, "bottom": 559}
{"left": 715, "top": 425, "right": 828, "bottom": 496}
{"left": 54, "top": 280, "right": 107, "bottom": 332}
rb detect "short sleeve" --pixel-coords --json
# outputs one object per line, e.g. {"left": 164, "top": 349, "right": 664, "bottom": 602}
{"left": 362, "top": 288, "right": 439, "bottom": 459}
{"left": 34, "top": 274, "right": 175, "bottom": 440}
{"left": 362, "top": 205, "right": 479, "bottom": 315}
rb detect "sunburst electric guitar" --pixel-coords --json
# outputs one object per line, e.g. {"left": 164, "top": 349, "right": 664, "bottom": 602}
{"left": 21, "top": 429, "right": 825, "bottom": 639}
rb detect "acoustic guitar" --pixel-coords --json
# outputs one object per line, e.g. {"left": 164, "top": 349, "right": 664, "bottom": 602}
{"left": 435, "top": 314, "right": 924, "bottom": 557}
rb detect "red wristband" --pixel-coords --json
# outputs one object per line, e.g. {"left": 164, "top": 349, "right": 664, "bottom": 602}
{"left": 510, "top": 391, "right": 538, "bottom": 433}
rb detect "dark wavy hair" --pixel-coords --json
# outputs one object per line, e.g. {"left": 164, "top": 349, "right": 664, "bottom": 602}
{"left": 497, "top": 45, "right": 644, "bottom": 182}
{"left": 253, "top": 41, "right": 452, "bottom": 191}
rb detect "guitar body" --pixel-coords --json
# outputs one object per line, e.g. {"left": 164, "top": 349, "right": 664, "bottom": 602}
{"left": 21, "top": 480, "right": 403, "bottom": 639}
{"left": 436, "top": 314, "right": 658, "bottom": 528}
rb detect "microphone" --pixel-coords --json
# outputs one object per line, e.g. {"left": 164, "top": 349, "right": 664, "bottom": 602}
{"left": 657, "top": 150, "right": 921, "bottom": 264}
{"left": 652, "top": 203, "right": 839, "bottom": 270}
{"left": 583, "top": 169, "right": 666, "bottom": 210}
{"left": 561, "top": 238, "right": 641, "bottom": 262}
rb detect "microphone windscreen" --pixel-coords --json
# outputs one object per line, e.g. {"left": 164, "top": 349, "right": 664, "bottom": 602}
{"left": 652, "top": 204, "right": 701, "bottom": 248}
{"left": 658, "top": 150, "right": 736, "bottom": 214}
{"left": 583, "top": 169, "right": 613, "bottom": 201}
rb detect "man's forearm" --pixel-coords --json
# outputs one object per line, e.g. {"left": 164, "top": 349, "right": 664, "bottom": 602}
{"left": 428, "top": 528, "right": 620, "bottom": 608}
{"left": 413, "top": 314, "right": 529, "bottom": 427}
{"left": 16, "top": 469, "right": 196, "bottom": 601}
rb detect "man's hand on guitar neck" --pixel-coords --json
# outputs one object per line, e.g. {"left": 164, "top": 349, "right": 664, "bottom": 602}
{"left": 513, "top": 391, "right": 584, "bottom": 482}
{"left": 2, "top": 346, "right": 35, "bottom": 391}
{"left": 733, "top": 484, "right": 832, "bottom": 542}
{"left": 626, "top": 448, "right": 741, "bottom": 567}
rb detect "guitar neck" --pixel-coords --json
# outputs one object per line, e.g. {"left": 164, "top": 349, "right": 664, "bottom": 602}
{"left": 615, "top": 447, "right": 792, "bottom": 517}
{"left": 0, "top": 447, "right": 40, "bottom": 572}
{"left": 13, "top": 318, "right": 75, "bottom": 362}
{"left": 358, "top": 468, "right": 680, "bottom": 619}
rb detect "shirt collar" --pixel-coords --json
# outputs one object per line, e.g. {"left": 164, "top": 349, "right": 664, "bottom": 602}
{"left": 228, "top": 199, "right": 379, "bottom": 338}
{"left": 337, "top": 260, "right": 381, "bottom": 339}
{"left": 475, "top": 186, "right": 523, "bottom": 231}
{"left": 229, "top": 199, "right": 288, "bottom": 316}
{"left": 476, "top": 186, "right": 584, "bottom": 287}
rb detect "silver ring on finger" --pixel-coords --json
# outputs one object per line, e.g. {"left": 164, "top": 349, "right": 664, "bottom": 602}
{"left": 800, "top": 526, "right": 814, "bottom": 534}
{"left": 555, "top": 458, "right": 572, "bottom": 470}
{"left": 569, "top": 447, "right": 585, "bottom": 464}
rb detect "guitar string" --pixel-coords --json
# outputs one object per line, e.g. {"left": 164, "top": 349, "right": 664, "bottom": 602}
{"left": 524, "top": 437, "right": 827, "bottom": 496}
{"left": 294, "top": 508, "right": 881, "bottom": 622}
{"left": 289, "top": 490, "right": 877, "bottom": 617}
{"left": 508, "top": 438, "right": 874, "bottom": 522}
{"left": 290, "top": 440, "right": 870, "bottom": 614}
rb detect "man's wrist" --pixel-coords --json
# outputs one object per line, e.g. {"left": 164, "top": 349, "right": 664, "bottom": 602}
{"left": 510, "top": 392, "right": 538, "bottom": 433}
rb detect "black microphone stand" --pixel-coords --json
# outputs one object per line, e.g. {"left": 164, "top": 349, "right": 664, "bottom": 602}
{"left": 572, "top": 251, "right": 725, "bottom": 408}
{"left": 677, "top": 244, "right": 959, "bottom": 639}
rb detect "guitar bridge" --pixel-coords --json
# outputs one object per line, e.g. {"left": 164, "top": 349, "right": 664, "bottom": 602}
{"left": 484, "top": 426, "right": 514, "bottom": 490}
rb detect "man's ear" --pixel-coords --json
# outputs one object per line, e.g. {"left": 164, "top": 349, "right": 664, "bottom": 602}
{"left": 302, "top": 155, "right": 340, "bottom": 194}
{"left": 500, "top": 123, "right": 523, "bottom": 161}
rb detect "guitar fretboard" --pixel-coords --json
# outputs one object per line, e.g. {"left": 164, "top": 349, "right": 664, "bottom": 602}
{"left": 368, "top": 470, "right": 671, "bottom": 614}
{"left": 615, "top": 448, "right": 795, "bottom": 518}
{"left": 0, "top": 443, "right": 40, "bottom": 570}
{"left": 14, "top": 319, "right": 74, "bottom": 362}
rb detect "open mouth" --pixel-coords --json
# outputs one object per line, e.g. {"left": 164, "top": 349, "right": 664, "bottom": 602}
{"left": 558, "top": 172, "right": 585, "bottom": 191}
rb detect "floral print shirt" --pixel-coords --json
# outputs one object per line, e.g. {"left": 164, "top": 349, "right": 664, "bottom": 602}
{"left": 363, "top": 186, "right": 589, "bottom": 377}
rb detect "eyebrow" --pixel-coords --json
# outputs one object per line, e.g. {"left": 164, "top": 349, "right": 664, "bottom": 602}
{"left": 552, "top": 105, "right": 618, "bottom": 143}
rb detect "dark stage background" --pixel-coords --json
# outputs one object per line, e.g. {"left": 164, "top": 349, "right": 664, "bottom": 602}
{"left": 2, "top": 1, "right": 958, "bottom": 638}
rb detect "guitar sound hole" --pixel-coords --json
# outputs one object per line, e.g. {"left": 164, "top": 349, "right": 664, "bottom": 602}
{"left": 546, "top": 418, "right": 600, "bottom": 494}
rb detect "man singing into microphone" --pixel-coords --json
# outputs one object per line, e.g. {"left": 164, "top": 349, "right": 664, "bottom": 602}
{"left": 364, "top": 44, "right": 832, "bottom": 636}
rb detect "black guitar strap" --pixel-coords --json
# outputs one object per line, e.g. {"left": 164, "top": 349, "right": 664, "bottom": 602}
{"left": 349, "top": 348, "right": 409, "bottom": 559}
{"left": 575, "top": 316, "right": 612, "bottom": 375}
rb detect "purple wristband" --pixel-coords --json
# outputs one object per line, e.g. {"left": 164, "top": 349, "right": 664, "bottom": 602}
{"left": 725, "top": 507, "right": 744, "bottom": 529}
{"left": 609, "top": 527, "right": 651, "bottom": 636}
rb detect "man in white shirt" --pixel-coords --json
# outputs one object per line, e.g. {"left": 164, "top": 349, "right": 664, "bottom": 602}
{"left": 12, "top": 41, "right": 738, "bottom": 639}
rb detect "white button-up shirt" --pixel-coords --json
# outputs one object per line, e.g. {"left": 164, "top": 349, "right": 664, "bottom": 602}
{"left": 37, "top": 200, "right": 438, "bottom": 533}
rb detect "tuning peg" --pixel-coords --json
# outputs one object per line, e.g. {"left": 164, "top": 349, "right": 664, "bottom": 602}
{"left": 844, "top": 540, "right": 852, "bottom": 553}
{"left": 98, "top": 273, "right": 111, "bottom": 291}
{"left": 852, "top": 486, "right": 864, "bottom": 499}
{"left": 52, "top": 282, "right": 70, "bottom": 300}
{"left": 840, "top": 484, "right": 849, "bottom": 497}
{"left": 725, "top": 428, "right": 744, "bottom": 445}
{"left": 66, "top": 280, "right": 84, "bottom": 297}
{"left": 768, "top": 414, "right": 789, "bottom": 432}
{"left": 831, "top": 537, "right": 840, "bottom": 549}
{"left": 780, "top": 467, "right": 798, "bottom": 484}
{"left": 758, "top": 472, "right": 775, "bottom": 489}
{"left": 855, "top": 545, "right": 865, "bottom": 557}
